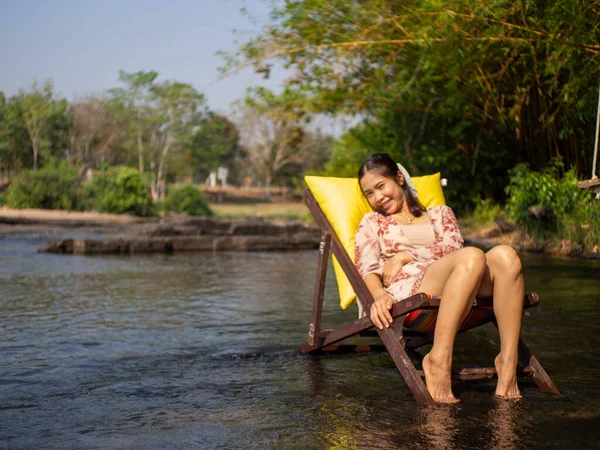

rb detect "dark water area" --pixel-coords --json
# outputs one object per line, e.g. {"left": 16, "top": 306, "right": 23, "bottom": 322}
{"left": 1, "top": 234, "right": 600, "bottom": 449}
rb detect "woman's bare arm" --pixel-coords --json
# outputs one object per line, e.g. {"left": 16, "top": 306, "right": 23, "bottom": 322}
{"left": 363, "top": 273, "right": 395, "bottom": 330}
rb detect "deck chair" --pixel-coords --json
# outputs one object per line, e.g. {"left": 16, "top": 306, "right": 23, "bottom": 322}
{"left": 301, "top": 174, "right": 561, "bottom": 406}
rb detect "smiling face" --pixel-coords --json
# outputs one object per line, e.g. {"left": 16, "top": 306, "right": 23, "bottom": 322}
{"left": 359, "top": 169, "right": 406, "bottom": 215}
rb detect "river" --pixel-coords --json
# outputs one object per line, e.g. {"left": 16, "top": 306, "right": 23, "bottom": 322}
{"left": 1, "top": 233, "right": 599, "bottom": 449}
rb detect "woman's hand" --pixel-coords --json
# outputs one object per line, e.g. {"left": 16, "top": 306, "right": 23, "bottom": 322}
{"left": 370, "top": 289, "right": 395, "bottom": 330}
{"left": 382, "top": 251, "right": 414, "bottom": 286}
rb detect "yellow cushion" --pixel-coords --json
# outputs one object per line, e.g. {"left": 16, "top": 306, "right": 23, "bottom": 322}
{"left": 412, "top": 172, "right": 446, "bottom": 209}
{"left": 305, "top": 172, "right": 445, "bottom": 309}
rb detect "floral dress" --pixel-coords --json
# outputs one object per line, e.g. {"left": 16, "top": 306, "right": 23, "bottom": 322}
{"left": 354, "top": 205, "right": 463, "bottom": 303}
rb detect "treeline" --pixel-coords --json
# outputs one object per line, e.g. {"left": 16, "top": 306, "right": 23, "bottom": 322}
{"left": 227, "top": 0, "right": 599, "bottom": 208}
{"left": 2, "top": 0, "right": 600, "bottom": 253}
{"left": 0, "top": 72, "right": 334, "bottom": 207}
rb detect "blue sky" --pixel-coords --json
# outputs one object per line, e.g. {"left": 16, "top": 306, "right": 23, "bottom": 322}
{"left": 0, "top": 0, "right": 285, "bottom": 114}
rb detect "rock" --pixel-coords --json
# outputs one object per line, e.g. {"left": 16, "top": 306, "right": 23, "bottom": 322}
{"left": 494, "top": 216, "right": 516, "bottom": 233}
{"left": 40, "top": 233, "right": 320, "bottom": 255}
{"left": 527, "top": 205, "right": 554, "bottom": 221}
{"left": 38, "top": 215, "right": 322, "bottom": 255}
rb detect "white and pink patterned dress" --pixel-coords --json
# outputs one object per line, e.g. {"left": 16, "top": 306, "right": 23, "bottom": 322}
{"left": 354, "top": 205, "right": 463, "bottom": 302}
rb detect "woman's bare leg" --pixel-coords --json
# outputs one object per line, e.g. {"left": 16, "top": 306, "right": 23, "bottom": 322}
{"left": 478, "top": 245, "right": 524, "bottom": 399}
{"left": 417, "top": 247, "right": 487, "bottom": 403}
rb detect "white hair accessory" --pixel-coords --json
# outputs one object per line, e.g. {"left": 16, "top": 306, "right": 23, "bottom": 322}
{"left": 397, "top": 163, "right": 419, "bottom": 198}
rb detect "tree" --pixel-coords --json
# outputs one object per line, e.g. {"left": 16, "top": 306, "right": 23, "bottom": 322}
{"left": 17, "top": 80, "right": 59, "bottom": 171}
{"left": 107, "top": 71, "right": 207, "bottom": 200}
{"left": 0, "top": 92, "right": 30, "bottom": 171}
{"left": 189, "top": 112, "right": 242, "bottom": 183}
{"left": 108, "top": 70, "right": 159, "bottom": 174}
{"left": 236, "top": 89, "right": 309, "bottom": 200}
{"left": 150, "top": 81, "right": 206, "bottom": 200}
{"left": 0, "top": 83, "right": 69, "bottom": 172}
{"left": 227, "top": 0, "right": 600, "bottom": 203}
{"left": 68, "top": 96, "right": 123, "bottom": 169}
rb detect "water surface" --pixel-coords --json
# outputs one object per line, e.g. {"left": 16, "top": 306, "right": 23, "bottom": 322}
{"left": 1, "top": 234, "right": 599, "bottom": 449}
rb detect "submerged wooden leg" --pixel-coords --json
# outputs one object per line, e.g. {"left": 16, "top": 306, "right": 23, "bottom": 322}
{"left": 377, "top": 326, "right": 436, "bottom": 407}
{"left": 517, "top": 338, "right": 562, "bottom": 396}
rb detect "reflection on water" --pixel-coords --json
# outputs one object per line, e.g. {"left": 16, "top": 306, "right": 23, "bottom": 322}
{"left": 488, "top": 399, "right": 520, "bottom": 450}
{"left": 1, "top": 236, "right": 600, "bottom": 449}
{"left": 418, "top": 407, "right": 458, "bottom": 450}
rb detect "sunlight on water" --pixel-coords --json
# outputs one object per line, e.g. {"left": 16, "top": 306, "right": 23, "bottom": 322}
{"left": 1, "top": 236, "right": 599, "bottom": 449}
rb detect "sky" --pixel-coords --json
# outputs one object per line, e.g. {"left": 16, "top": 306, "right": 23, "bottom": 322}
{"left": 0, "top": 0, "right": 286, "bottom": 115}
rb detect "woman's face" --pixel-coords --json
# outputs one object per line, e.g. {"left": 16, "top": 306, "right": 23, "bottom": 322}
{"left": 360, "top": 169, "right": 405, "bottom": 215}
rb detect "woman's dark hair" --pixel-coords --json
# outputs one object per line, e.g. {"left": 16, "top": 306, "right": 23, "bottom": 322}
{"left": 358, "top": 153, "right": 426, "bottom": 217}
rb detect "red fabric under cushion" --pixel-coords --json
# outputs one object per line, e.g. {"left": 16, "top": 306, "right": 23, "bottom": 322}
{"left": 403, "top": 307, "right": 494, "bottom": 334}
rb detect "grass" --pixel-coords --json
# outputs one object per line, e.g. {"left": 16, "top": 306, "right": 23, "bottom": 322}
{"left": 208, "top": 201, "right": 311, "bottom": 221}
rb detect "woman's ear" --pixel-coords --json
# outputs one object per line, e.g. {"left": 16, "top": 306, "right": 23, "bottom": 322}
{"left": 396, "top": 171, "right": 405, "bottom": 186}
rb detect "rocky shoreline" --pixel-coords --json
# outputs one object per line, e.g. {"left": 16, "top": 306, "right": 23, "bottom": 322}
{"left": 1, "top": 207, "right": 597, "bottom": 258}
{"left": 0, "top": 208, "right": 321, "bottom": 254}
{"left": 39, "top": 216, "right": 321, "bottom": 254}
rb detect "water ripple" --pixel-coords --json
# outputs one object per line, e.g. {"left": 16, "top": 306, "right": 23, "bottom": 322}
{"left": 1, "top": 238, "right": 599, "bottom": 448}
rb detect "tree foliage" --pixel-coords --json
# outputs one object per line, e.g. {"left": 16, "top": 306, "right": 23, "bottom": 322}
{"left": 228, "top": 0, "right": 600, "bottom": 207}
{"left": 68, "top": 96, "right": 123, "bottom": 168}
{"left": 0, "top": 80, "right": 70, "bottom": 171}
{"left": 236, "top": 88, "right": 312, "bottom": 199}
{"left": 107, "top": 72, "right": 208, "bottom": 200}
{"left": 189, "top": 112, "right": 242, "bottom": 183}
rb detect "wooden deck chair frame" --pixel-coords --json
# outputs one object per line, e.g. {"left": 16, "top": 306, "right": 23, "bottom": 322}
{"left": 301, "top": 188, "right": 561, "bottom": 407}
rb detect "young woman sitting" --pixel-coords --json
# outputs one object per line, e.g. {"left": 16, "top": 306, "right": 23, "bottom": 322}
{"left": 354, "top": 153, "right": 524, "bottom": 403}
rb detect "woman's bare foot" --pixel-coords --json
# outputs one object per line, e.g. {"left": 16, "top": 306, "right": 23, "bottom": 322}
{"left": 494, "top": 353, "right": 522, "bottom": 399}
{"left": 422, "top": 353, "right": 460, "bottom": 404}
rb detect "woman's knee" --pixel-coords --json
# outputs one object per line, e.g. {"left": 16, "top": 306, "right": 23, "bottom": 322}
{"left": 455, "top": 247, "right": 486, "bottom": 275}
{"left": 486, "top": 245, "right": 522, "bottom": 277}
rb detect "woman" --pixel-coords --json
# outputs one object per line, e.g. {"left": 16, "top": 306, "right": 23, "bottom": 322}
{"left": 354, "top": 153, "right": 524, "bottom": 403}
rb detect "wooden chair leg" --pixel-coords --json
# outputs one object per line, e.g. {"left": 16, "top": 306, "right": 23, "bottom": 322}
{"left": 518, "top": 338, "right": 562, "bottom": 396}
{"left": 307, "top": 232, "right": 331, "bottom": 348}
{"left": 492, "top": 321, "right": 561, "bottom": 396}
{"left": 377, "top": 326, "right": 436, "bottom": 407}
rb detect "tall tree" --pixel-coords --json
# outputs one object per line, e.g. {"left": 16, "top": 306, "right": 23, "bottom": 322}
{"left": 109, "top": 70, "right": 159, "bottom": 173}
{"left": 68, "top": 96, "right": 123, "bottom": 168}
{"left": 236, "top": 89, "right": 308, "bottom": 199}
{"left": 150, "top": 81, "right": 206, "bottom": 200}
{"left": 17, "top": 80, "right": 58, "bottom": 170}
{"left": 0, "top": 92, "right": 28, "bottom": 171}
{"left": 189, "top": 112, "right": 241, "bottom": 183}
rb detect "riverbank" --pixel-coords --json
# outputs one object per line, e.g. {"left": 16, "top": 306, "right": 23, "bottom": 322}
{"left": 1, "top": 205, "right": 597, "bottom": 258}
{"left": 0, "top": 206, "right": 320, "bottom": 254}
{"left": 460, "top": 220, "right": 600, "bottom": 259}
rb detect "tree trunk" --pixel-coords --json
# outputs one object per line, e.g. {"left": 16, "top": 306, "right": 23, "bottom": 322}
{"left": 155, "top": 133, "right": 172, "bottom": 201}
{"left": 150, "top": 132, "right": 158, "bottom": 201}
{"left": 264, "top": 174, "right": 272, "bottom": 201}
{"left": 32, "top": 142, "right": 38, "bottom": 171}
{"left": 137, "top": 130, "right": 144, "bottom": 174}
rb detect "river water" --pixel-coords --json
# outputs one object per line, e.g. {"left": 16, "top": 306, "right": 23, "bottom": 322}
{"left": 1, "top": 234, "right": 599, "bottom": 449}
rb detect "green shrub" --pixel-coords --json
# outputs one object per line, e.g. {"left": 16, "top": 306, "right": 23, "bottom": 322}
{"left": 558, "top": 197, "right": 600, "bottom": 252}
{"left": 470, "top": 198, "right": 501, "bottom": 226}
{"left": 81, "top": 166, "right": 154, "bottom": 216}
{"left": 6, "top": 162, "right": 78, "bottom": 210}
{"left": 506, "top": 160, "right": 599, "bottom": 251}
{"left": 505, "top": 160, "right": 585, "bottom": 234}
{"left": 164, "top": 184, "right": 213, "bottom": 216}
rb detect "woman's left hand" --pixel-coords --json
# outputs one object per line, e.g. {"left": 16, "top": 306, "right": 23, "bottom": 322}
{"left": 382, "top": 251, "right": 414, "bottom": 286}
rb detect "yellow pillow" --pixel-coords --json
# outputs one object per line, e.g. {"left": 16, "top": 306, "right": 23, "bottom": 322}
{"left": 412, "top": 172, "right": 446, "bottom": 209}
{"left": 305, "top": 172, "right": 445, "bottom": 309}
